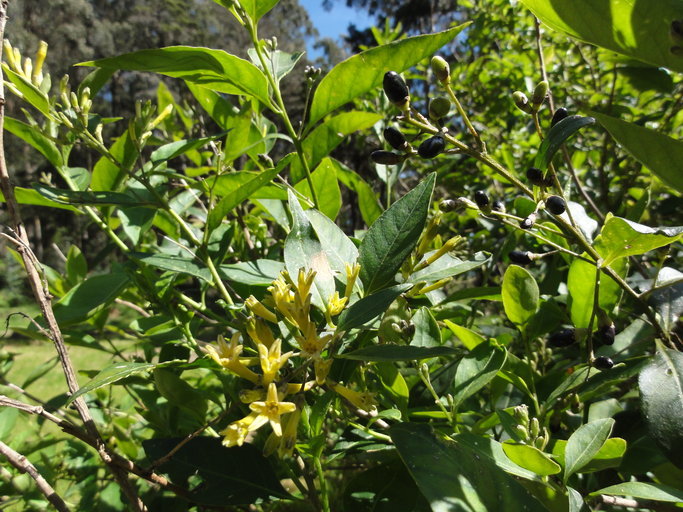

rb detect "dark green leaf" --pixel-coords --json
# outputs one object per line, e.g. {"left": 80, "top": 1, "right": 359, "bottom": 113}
{"left": 337, "top": 284, "right": 411, "bottom": 332}
{"left": 142, "top": 437, "right": 288, "bottom": 505}
{"left": 452, "top": 342, "right": 507, "bottom": 406}
{"left": 54, "top": 273, "right": 130, "bottom": 323}
{"left": 79, "top": 46, "right": 272, "bottom": 106}
{"left": 334, "top": 159, "right": 383, "bottom": 226}
{"left": 0, "top": 187, "right": 80, "bottom": 212}
{"left": 91, "top": 131, "right": 137, "bottom": 191}
{"left": 4, "top": 117, "right": 62, "bottom": 167}
{"left": 33, "top": 183, "right": 153, "bottom": 207}
{"left": 639, "top": 348, "right": 683, "bottom": 468}
{"left": 359, "top": 173, "right": 435, "bottom": 294}
{"left": 308, "top": 24, "right": 468, "bottom": 125}
{"left": 591, "top": 111, "right": 683, "bottom": 194}
{"left": 502, "top": 265, "right": 539, "bottom": 326}
{"left": 339, "top": 345, "right": 457, "bottom": 361}
{"left": 534, "top": 115, "right": 595, "bottom": 169}
{"left": 409, "top": 251, "right": 490, "bottom": 283}
{"left": 592, "top": 482, "right": 683, "bottom": 503}
{"left": 134, "top": 253, "right": 212, "bottom": 282}
{"left": 564, "top": 418, "right": 614, "bottom": 483}
{"left": 150, "top": 132, "right": 228, "bottom": 167}
{"left": 220, "top": 259, "right": 284, "bottom": 285}
{"left": 66, "top": 362, "right": 154, "bottom": 405}
{"left": 390, "top": 423, "right": 548, "bottom": 512}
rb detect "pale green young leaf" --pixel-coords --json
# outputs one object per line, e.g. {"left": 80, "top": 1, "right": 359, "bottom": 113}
{"left": 294, "top": 158, "right": 342, "bottom": 220}
{"left": 502, "top": 265, "right": 539, "bottom": 326}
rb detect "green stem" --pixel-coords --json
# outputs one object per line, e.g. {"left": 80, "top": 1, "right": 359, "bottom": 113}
{"left": 313, "top": 456, "right": 330, "bottom": 512}
{"left": 445, "top": 82, "right": 485, "bottom": 152}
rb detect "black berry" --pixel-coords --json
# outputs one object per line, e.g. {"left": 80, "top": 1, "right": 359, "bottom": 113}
{"left": 491, "top": 200, "right": 505, "bottom": 212}
{"left": 371, "top": 150, "right": 403, "bottom": 165}
{"left": 526, "top": 167, "right": 545, "bottom": 186}
{"left": 383, "top": 71, "right": 409, "bottom": 106}
{"left": 595, "top": 323, "right": 616, "bottom": 346}
{"left": 593, "top": 356, "right": 614, "bottom": 370}
{"left": 520, "top": 213, "right": 536, "bottom": 229}
{"left": 383, "top": 127, "right": 407, "bottom": 151}
{"left": 547, "top": 328, "right": 576, "bottom": 347}
{"left": 509, "top": 250, "right": 533, "bottom": 265}
{"left": 551, "top": 107, "right": 568, "bottom": 127}
{"left": 474, "top": 190, "right": 489, "bottom": 209}
{"left": 546, "top": 196, "right": 566, "bottom": 215}
{"left": 417, "top": 135, "right": 445, "bottom": 159}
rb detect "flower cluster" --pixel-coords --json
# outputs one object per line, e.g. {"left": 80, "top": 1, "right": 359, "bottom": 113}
{"left": 204, "top": 264, "right": 377, "bottom": 456}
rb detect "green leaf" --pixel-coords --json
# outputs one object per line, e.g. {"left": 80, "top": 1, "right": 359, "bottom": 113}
{"left": 502, "top": 442, "right": 561, "bottom": 476}
{"left": 376, "top": 362, "right": 409, "bottom": 418}
{"left": 591, "top": 111, "right": 683, "bottom": 194}
{"left": 639, "top": 348, "right": 683, "bottom": 468}
{"left": 207, "top": 155, "right": 291, "bottom": 231}
{"left": 239, "top": 0, "right": 279, "bottom": 21}
{"left": 591, "top": 482, "right": 683, "bottom": 503}
{"left": 444, "top": 320, "right": 486, "bottom": 350}
{"left": 66, "top": 245, "right": 87, "bottom": 285}
{"left": 134, "top": 253, "right": 212, "bottom": 282}
{"left": 118, "top": 207, "right": 156, "bottom": 245}
{"left": 294, "top": 158, "right": 342, "bottom": 220}
{"left": 452, "top": 342, "right": 507, "bottom": 406}
{"left": 339, "top": 345, "right": 457, "bottom": 362}
{"left": 79, "top": 46, "right": 271, "bottom": 106}
{"left": 359, "top": 173, "right": 435, "bottom": 294}
{"left": 502, "top": 265, "right": 539, "bottom": 326}
{"left": 334, "top": 159, "right": 383, "bottom": 226}
{"left": 186, "top": 82, "right": 237, "bottom": 130}
{"left": 4, "top": 117, "right": 62, "bottom": 168}
{"left": 644, "top": 267, "right": 683, "bottom": 333}
{"left": 520, "top": 0, "right": 683, "bottom": 73}
{"left": 150, "top": 132, "right": 228, "bottom": 167}
{"left": 337, "top": 284, "right": 412, "bottom": 332}
{"left": 247, "top": 48, "right": 303, "bottom": 84}
{"left": 306, "top": 208, "right": 360, "bottom": 287}
{"left": 142, "top": 437, "right": 287, "bottom": 505}
{"left": 153, "top": 368, "right": 207, "bottom": 419}
{"left": 409, "top": 251, "right": 490, "bottom": 283}
{"left": 220, "top": 259, "right": 284, "bottom": 286}
{"left": 567, "top": 254, "right": 627, "bottom": 328}
{"left": 596, "top": 214, "right": 683, "bottom": 268}
{"left": 78, "top": 67, "right": 115, "bottom": 97}
{"left": 308, "top": 24, "right": 469, "bottom": 126}
{"left": 454, "top": 432, "right": 539, "bottom": 480}
{"left": 66, "top": 362, "right": 155, "bottom": 405}
{"left": 2, "top": 65, "right": 51, "bottom": 116}
{"left": 53, "top": 273, "right": 130, "bottom": 323}
{"left": 411, "top": 307, "right": 441, "bottom": 347}
{"left": 290, "top": 112, "right": 383, "bottom": 182}
{"left": 553, "top": 437, "right": 627, "bottom": 473}
{"left": 390, "top": 423, "right": 548, "bottom": 512}
{"left": 32, "top": 183, "right": 154, "bottom": 207}
{"left": 284, "top": 190, "right": 335, "bottom": 309}
{"left": 91, "top": 131, "right": 137, "bottom": 191}
{"left": 564, "top": 418, "right": 614, "bottom": 483}
{"left": 534, "top": 115, "right": 595, "bottom": 169}
{"left": 0, "top": 187, "right": 80, "bottom": 212}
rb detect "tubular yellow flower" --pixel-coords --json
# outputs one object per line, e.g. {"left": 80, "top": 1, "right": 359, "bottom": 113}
{"left": 295, "top": 268, "right": 316, "bottom": 301}
{"left": 203, "top": 333, "right": 259, "bottom": 383}
{"left": 245, "top": 296, "right": 278, "bottom": 323}
{"left": 3, "top": 40, "right": 16, "bottom": 70}
{"left": 327, "top": 291, "right": 348, "bottom": 317}
{"left": 331, "top": 382, "right": 378, "bottom": 413}
{"left": 239, "top": 388, "right": 265, "bottom": 403}
{"left": 269, "top": 274, "right": 294, "bottom": 319}
{"left": 220, "top": 412, "right": 258, "bottom": 447}
{"left": 249, "top": 383, "right": 297, "bottom": 437}
{"left": 32, "top": 41, "right": 47, "bottom": 83}
{"left": 415, "top": 277, "right": 451, "bottom": 295}
{"left": 344, "top": 262, "right": 361, "bottom": 299}
{"left": 421, "top": 236, "right": 463, "bottom": 267}
{"left": 246, "top": 316, "right": 277, "bottom": 348}
{"left": 314, "top": 358, "right": 333, "bottom": 385}
{"left": 278, "top": 404, "right": 302, "bottom": 457}
{"left": 258, "top": 338, "right": 293, "bottom": 385}
{"left": 286, "top": 381, "right": 316, "bottom": 394}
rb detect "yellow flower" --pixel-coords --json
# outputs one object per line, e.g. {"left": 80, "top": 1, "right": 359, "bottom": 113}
{"left": 220, "top": 412, "right": 258, "bottom": 447}
{"left": 245, "top": 296, "right": 278, "bottom": 323}
{"left": 269, "top": 274, "right": 294, "bottom": 319}
{"left": 203, "top": 333, "right": 259, "bottom": 383}
{"left": 314, "top": 358, "right": 333, "bottom": 385}
{"left": 249, "top": 383, "right": 297, "bottom": 437}
{"left": 295, "top": 269, "right": 316, "bottom": 302}
{"left": 246, "top": 316, "right": 277, "bottom": 348}
{"left": 331, "top": 382, "right": 378, "bottom": 413}
{"left": 327, "top": 291, "right": 348, "bottom": 317}
{"left": 278, "top": 404, "right": 302, "bottom": 457}
{"left": 344, "top": 262, "right": 361, "bottom": 299}
{"left": 258, "top": 338, "right": 293, "bottom": 385}
{"left": 295, "top": 322, "right": 333, "bottom": 360}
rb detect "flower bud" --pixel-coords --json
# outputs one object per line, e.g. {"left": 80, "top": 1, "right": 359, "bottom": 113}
{"left": 513, "top": 404, "right": 529, "bottom": 426}
{"left": 429, "top": 97, "right": 451, "bottom": 120}
{"left": 417, "top": 135, "right": 445, "bottom": 158}
{"left": 514, "top": 424, "right": 530, "bottom": 442}
{"left": 529, "top": 417, "right": 540, "bottom": 438}
{"left": 371, "top": 150, "right": 404, "bottom": 165}
{"left": 531, "top": 81, "right": 549, "bottom": 110}
{"left": 513, "top": 91, "right": 532, "bottom": 114}
{"left": 383, "top": 71, "right": 410, "bottom": 110}
{"left": 551, "top": 107, "right": 568, "bottom": 127}
{"left": 383, "top": 127, "right": 408, "bottom": 151}
{"left": 431, "top": 55, "right": 450, "bottom": 83}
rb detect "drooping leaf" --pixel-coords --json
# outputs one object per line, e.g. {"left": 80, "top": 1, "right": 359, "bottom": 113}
{"left": 0, "top": 187, "right": 80, "bottom": 212}
{"left": 66, "top": 362, "right": 155, "bottom": 405}
{"left": 591, "top": 111, "right": 683, "bottom": 194}
{"left": 306, "top": 208, "right": 359, "bottom": 288}
{"left": 339, "top": 345, "right": 457, "bottom": 362}
{"left": 79, "top": 46, "right": 272, "bottom": 106}
{"left": 639, "top": 348, "right": 683, "bottom": 468}
{"left": 308, "top": 24, "right": 469, "bottom": 126}
{"left": 520, "top": 0, "right": 683, "bottom": 73}
{"left": 452, "top": 342, "right": 507, "bottom": 406}
{"left": 564, "top": 418, "right": 614, "bottom": 483}
{"left": 33, "top": 183, "right": 154, "bottom": 207}
{"left": 390, "top": 423, "right": 548, "bottom": 512}
{"left": 591, "top": 482, "right": 683, "bottom": 503}
{"left": 142, "top": 437, "right": 287, "bottom": 505}
{"left": 501, "top": 442, "right": 561, "bottom": 476}
{"left": 336, "top": 284, "right": 412, "bottom": 332}
{"left": 502, "top": 265, "right": 539, "bottom": 326}
{"left": 359, "top": 173, "right": 435, "bottom": 294}
{"left": 534, "top": 115, "right": 595, "bottom": 169}
{"left": 596, "top": 214, "right": 683, "bottom": 268}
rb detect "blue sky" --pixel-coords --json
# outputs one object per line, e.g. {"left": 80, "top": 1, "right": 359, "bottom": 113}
{"left": 300, "top": 0, "right": 375, "bottom": 56}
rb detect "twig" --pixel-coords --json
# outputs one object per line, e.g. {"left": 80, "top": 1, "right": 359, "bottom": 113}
{"left": 0, "top": 440, "right": 71, "bottom": 512}
{"left": 0, "top": 4, "right": 145, "bottom": 510}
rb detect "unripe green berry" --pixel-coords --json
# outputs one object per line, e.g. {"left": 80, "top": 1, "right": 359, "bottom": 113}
{"left": 417, "top": 135, "right": 445, "bottom": 158}
{"left": 429, "top": 97, "right": 451, "bottom": 120}
{"left": 531, "top": 80, "right": 549, "bottom": 110}
{"left": 513, "top": 91, "right": 532, "bottom": 114}
{"left": 383, "top": 71, "right": 410, "bottom": 109}
{"left": 371, "top": 150, "right": 404, "bottom": 165}
{"left": 431, "top": 55, "right": 450, "bottom": 83}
